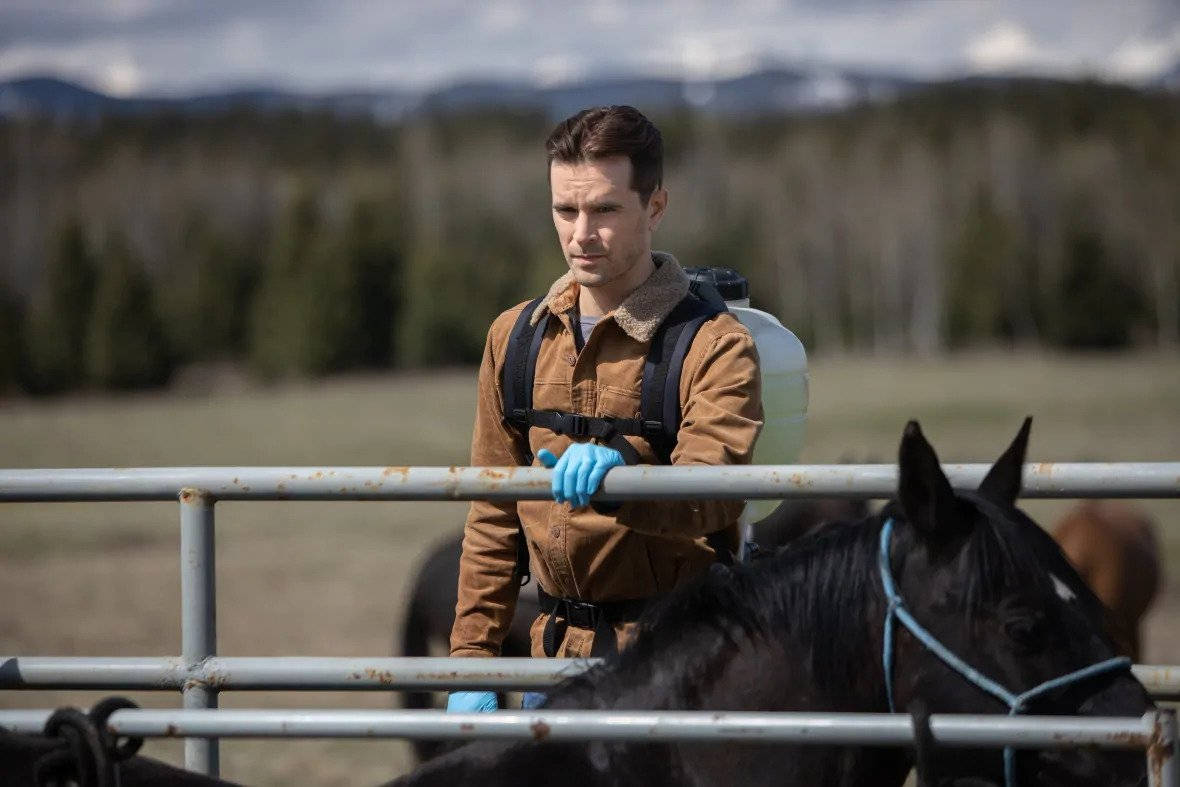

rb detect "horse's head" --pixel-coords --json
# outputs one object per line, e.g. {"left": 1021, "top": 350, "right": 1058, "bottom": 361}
{"left": 884, "top": 418, "right": 1152, "bottom": 786}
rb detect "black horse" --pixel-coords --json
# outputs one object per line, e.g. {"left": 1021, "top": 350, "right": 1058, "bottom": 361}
{"left": 388, "top": 420, "right": 1153, "bottom": 787}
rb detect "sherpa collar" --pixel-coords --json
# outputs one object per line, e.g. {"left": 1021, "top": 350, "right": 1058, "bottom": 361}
{"left": 529, "top": 251, "right": 691, "bottom": 343}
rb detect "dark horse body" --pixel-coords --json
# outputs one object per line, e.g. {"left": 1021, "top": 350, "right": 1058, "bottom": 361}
{"left": 390, "top": 421, "right": 1152, "bottom": 787}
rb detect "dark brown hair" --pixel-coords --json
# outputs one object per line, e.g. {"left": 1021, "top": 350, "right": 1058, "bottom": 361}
{"left": 545, "top": 105, "right": 663, "bottom": 204}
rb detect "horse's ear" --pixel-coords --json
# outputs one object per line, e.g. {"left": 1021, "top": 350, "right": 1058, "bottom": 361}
{"left": 977, "top": 416, "right": 1032, "bottom": 508}
{"left": 898, "top": 420, "right": 962, "bottom": 541}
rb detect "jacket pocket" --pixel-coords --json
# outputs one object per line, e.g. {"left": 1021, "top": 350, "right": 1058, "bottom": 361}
{"left": 596, "top": 385, "right": 641, "bottom": 419}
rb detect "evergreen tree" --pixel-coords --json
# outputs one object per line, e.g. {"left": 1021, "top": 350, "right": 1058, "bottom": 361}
{"left": 248, "top": 192, "right": 403, "bottom": 377}
{"left": 20, "top": 220, "right": 97, "bottom": 393}
{"left": 162, "top": 214, "right": 260, "bottom": 363}
{"left": 348, "top": 199, "right": 403, "bottom": 368}
{"left": 397, "top": 214, "right": 534, "bottom": 367}
{"left": 85, "top": 234, "right": 174, "bottom": 389}
{"left": 0, "top": 284, "right": 23, "bottom": 394}
{"left": 1048, "top": 230, "right": 1146, "bottom": 349}
{"left": 945, "top": 191, "right": 1016, "bottom": 346}
{"left": 248, "top": 191, "right": 323, "bottom": 378}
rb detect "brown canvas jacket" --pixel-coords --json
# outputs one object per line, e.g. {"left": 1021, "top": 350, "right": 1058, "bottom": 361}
{"left": 449, "top": 252, "right": 763, "bottom": 659}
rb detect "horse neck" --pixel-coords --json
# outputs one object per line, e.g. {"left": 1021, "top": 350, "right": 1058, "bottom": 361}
{"left": 758, "top": 521, "right": 893, "bottom": 711}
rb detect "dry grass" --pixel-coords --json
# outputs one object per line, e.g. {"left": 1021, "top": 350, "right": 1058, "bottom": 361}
{"left": 1, "top": 351, "right": 1178, "bottom": 785}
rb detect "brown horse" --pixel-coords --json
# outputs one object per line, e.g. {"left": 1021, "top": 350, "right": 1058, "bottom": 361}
{"left": 1052, "top": 500, "right": 1162, "bottom": 662}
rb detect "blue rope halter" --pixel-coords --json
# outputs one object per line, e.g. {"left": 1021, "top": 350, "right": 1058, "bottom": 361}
{"left": 877, "top": 517, "right": 1131, "bottom": 787}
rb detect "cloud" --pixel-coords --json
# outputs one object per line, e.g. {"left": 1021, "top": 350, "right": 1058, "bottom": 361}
{"left": 966, "top": 22, "right": 1041, "bottom": 72}
{"left": 1108, "top": 28, "right": 1180, "bottom": 81}
{"left": 1, "top": 0, "right": 1178, "bottom": 94}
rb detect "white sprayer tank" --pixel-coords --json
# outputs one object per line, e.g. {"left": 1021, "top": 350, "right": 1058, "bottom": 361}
{"left": 685, "top": 268, "right": 809, "bottom": 528}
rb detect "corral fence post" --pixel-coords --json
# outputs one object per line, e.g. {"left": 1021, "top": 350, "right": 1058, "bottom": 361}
{"left": 1149, "top": 708, "right": 1180, "bottom": 787}
{"left": 179, "top": 488, "right": 218, "bottom": 776}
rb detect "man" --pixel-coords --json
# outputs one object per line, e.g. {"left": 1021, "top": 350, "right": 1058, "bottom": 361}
{"left": 447, "top": 105, "right": 763, "bottom": 712}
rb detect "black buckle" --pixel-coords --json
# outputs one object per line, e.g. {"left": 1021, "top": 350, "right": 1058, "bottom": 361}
{"left": 557, "top": 413, "right": 589, "bottom": 437}
{"left": 564, "top": 600, "right": 599, "bottom": 629}
{"left": 641, "top": 419, "right": 664, "bottom": 437}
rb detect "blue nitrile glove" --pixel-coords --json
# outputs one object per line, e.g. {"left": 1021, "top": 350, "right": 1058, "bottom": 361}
{"left": 446, "top": 691, "right": 499, "bottom": 712}
{"left": 537, "top": 443, "right": 625, "bottom": 509}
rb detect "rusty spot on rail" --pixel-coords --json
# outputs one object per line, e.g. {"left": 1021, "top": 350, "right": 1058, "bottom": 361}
{"left": 382, "top": 466, "right": 410, "bottom": 480}
{"left": 531, "top": 720, "right": 551, "bottom": 740}
{"left": 203, "top": 670, "right": 228, "bottom": 690}
{"left": 1032, "top": 462, "right": 1056, "bottom": 476}
{"left": 165, "top": 724, "right": 179, "bottom": 737}
{"left": 1080, "top": 729, "right": 1146, "bottom": 747}
{"left": 480, "top": 468, "right": 509, "bottom": 481}
{"left": 363, "top": 668, "right": 394, "bottom": 685}
{"left": 180, "top": 490, "right": 193, "bottom": 503}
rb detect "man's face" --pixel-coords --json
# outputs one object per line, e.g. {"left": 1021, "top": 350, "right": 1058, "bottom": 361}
{"left": 549, "top": 156, "right": 667, "bottom": 290}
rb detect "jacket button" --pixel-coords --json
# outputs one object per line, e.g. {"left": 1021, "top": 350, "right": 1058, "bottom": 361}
{"left": 549, "top": 527, "right": 561, "bottom": 539}
{"left": 564, "top": 354, "right": 577, "bottom": 366}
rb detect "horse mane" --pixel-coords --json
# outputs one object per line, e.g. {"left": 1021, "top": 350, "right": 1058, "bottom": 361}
{"left": 548, "top": 514, "right": 885, "bottom": 710}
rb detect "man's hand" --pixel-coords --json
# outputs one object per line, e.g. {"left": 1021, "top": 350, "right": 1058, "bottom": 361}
{"left": 446, "top": 691, "right": 499, "bottom": 712}
{"left": 537, "top": 443, "right": 625, "bottom": 508}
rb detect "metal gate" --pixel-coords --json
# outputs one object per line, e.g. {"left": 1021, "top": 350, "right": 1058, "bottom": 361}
{"left": 2, "top": 463, "right": 1178, "bottom": 782}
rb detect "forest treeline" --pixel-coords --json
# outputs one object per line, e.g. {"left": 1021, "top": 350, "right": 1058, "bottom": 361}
{"left": 1, "top": 79, "right": 1177, "bottom": 394}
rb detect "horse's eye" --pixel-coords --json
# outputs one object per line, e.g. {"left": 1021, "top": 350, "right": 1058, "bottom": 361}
{"left": 1003, "top": 612, "right": 1046, "bottom": 651}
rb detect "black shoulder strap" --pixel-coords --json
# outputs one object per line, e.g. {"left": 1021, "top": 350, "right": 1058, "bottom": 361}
{"left": 500, "top": 297, "right": 546, "bottom": 587}
{"left": 501, "top": 297, "right": 548, "bottom": 444}
{"left": 640, "top": 293, "right": 724, "bottom": 464}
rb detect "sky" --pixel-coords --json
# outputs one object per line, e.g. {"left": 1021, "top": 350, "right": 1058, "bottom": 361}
{"left": 2, "top": 0, "right": 1179, "bottom": 97}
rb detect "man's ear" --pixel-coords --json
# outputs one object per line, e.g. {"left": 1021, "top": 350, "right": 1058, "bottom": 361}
{"left": 977, "top": 416, "right": 1032, "bottom": 508}
{"left": 897, "top": 420, "right": 962, "bottom": 541}
{"left": 647, "top": 187, "right": 668, "bottom": 231}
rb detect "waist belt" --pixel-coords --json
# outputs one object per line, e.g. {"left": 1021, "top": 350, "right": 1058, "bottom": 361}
{"left": 537, "top": 587, "right": 653, "bottom": 658}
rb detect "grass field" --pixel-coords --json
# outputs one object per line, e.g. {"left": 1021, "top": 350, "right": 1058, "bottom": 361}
{"left": 1, "top": 350, "right": 1178, "bottom": 785}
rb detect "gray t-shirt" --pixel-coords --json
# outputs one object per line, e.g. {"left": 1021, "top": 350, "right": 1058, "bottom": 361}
{"left": 577, "top": 314, "right": 601, "bottom": 344}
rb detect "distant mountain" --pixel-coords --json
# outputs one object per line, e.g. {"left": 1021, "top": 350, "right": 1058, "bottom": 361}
{"left": 4, "top": 63, "right": 1166, "bottom": 123}
{"left": 0, "top": 77, "right": 141, "bottom": 118}
{"left": 0, "top": 67, "right": 923, "bottom": 122}
{"left": 0, "top": 76, "right": 418, "bottom": 121}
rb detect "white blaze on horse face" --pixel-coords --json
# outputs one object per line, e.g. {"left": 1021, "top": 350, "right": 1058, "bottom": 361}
{"left": 1051, "top": 573, "right": 1078, "bottom": 602}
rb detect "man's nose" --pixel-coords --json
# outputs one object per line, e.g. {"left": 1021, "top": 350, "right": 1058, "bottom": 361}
{"left": 571, "top": 212, "right": 597, "bottom": 246}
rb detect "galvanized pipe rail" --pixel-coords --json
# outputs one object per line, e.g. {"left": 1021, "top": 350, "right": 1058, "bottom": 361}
{"left": 0, "top": 708, "right": 1176, "bottom": 784}
{"left": 0, "top": 707, "right": 1169, "bottom": 747}
{"left": 0, "top": 463, "right": 1178, "bottom": 501}
{"left": 3, "top": 462, "right": 1178, "bottom": 779}
{"left": 4, "top": 656, "right": 1180, "bottom": 700}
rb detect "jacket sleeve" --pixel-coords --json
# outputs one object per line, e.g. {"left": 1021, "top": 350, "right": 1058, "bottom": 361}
{"left": 614, "top": 325, "right": 763, "bottom": 538}
{"left": 449, "top": 319, "right": 529, "bottom": 658}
